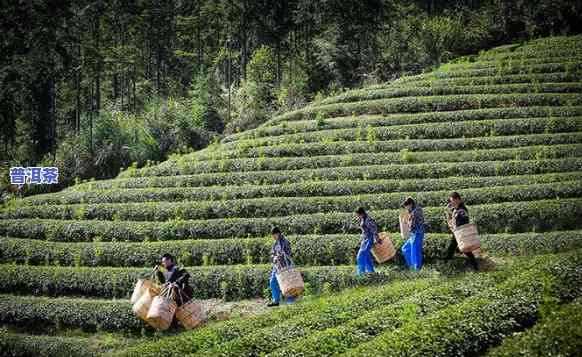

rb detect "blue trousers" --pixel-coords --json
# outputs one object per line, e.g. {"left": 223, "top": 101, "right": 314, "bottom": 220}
{"left": 356, "top": 238, "right": 375, "bottom": 275}
{"left": 270, "top": 267, "right": 295, "bottom": 304}
{"left": 402, "top": 231, "right": 424, "bottom": 270}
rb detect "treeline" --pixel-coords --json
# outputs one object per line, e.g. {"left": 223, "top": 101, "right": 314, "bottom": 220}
{"left": 0, "top": 0, "right": 581, "bottom": 196}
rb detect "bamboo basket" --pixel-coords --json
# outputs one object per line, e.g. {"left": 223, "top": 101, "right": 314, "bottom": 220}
{"left": 372, "top": 232, "right": 396, "bottom": 263}
{"left": 130, "top": 278, "right": 155, "bottom": 304}
{"left": 276, "top": 267, "right": 304, "bottom": 297}
{"left": 453, "top": 223, "right": 481, "bottom": 253}
{"left": 175, "top": 295, "right": 205, "bottom": 330}
{"left": 146, "top": 287, "right": 177, "bottom": 331}
{"left": 399, "top": 212, "right": 411, "bottom": 240}
{"left": 132, "top": 285, "right": 160, "bottom": 321}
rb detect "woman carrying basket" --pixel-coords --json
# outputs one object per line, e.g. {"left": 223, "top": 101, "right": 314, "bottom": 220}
{"left": 401, "top": 197, "right": 425, "bottom": 270}
{"left": 267, "top": 227, "right": 295, "bottom": 307}
{"left": 445, "top": 192, "right": 479, "bottom": 270}
{"left": 355, "top": 207, "right": 380, "bottom": 276}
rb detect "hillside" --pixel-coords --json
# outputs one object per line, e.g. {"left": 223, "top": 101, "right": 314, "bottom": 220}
{"left": 1, "top": 35, "right": 582, "bottom": 356}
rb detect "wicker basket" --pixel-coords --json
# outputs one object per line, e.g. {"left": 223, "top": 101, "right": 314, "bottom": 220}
{"left": 372, "top": 232, "right": 396, "bottom": 263}
{"left": 276, "top": 267, "right": 304, "bottom": 297}
{"left": 132, "top": 285, "right": 160, "bottom": 321}
{"left": 453, "top": 223, "right": 481, "bottom": 253}
{"left": 130, "top": 278, "right": 155, "bottom": 304}
{"left": 399, "top": 212, "right": 411, "bottom": 240}
{"left": 175, "top": 299, "right": 205, "bottom": 330}
{"left": 146, "top": 288, "right": 177, "bottom": 331}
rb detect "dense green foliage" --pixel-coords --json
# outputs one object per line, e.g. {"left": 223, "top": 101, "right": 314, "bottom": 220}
{"left": 114, "top": 250, "right": 582, "bottom": 356}
{"left": 342, "top": 251, "right": 582, "bottom": 356}
{"left": 486, "top": 298, "right": 582, "bottom": 356}
{"left": 3, "top": 1, "right": 582, "bottom": 199}
{"left": 1, "top": 35, "right": 582, "bottom": 355}
{"left": 0, "top": 332, "right": 97, "bottom": 357}
{"left": 0, "top": 295, "right": 143, "bottom": 333}
{"left": 2, "top": 230, "right": 582, "bottom": 268}
{"left": 1, "top": 199, "right": 580, "bottom": 242}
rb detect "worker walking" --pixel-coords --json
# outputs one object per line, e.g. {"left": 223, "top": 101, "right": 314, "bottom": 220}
{"left": 267, "top": 227, "right": 295, "bottom": 307}
{"left": 355, "top": 207, "right": 379, "bottom": 276}
{"left": 445, "top": 192, "right": 479, "bottom": 270}
{"left": 401, "top": 197, "right": 425, "bottom": 270}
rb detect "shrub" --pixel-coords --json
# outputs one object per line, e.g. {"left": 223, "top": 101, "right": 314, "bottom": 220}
{"left": 3, "top": 180, "right": 581, "bottom": 221}
{"left": 16, "top": 170, "right": 582, "bottom": 206}
{"left": 0, "top": 295, "right": 144, "bottom": 333}
{"left": 343, "top": 250, "right": 582, "bottom": 356}
{"left": 0, "top": 332, "right": 97, "bottom": 357}
{"left": 487, "top": 298, "right": 582, "bottom": 356}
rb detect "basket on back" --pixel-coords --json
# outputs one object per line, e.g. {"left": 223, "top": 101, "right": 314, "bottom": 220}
{"left": 453, "top": 223, "right": 481, "bottom": 253}
{"left": 132, "top": 284, "right": 161, "bottom": 321}
{"left": 372, "top": 232, "right": 396, "bottom": 263}
{"left": 175, "top": 290, "right": 205, "bottom": 330}
{"left": 146, "top": 287, "right": 177, "bottom": 331}
{"left": 399, "top": 212, "right": 411, "bottom": 240}
{"left": 276, "top": 267, "right": 304, "bottom": 297}
{"left": 131, "top": 278, "right": 155, "bottom": 304}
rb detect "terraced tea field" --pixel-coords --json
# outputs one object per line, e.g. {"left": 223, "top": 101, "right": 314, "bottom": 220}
{"left": 1, "top": 35, "right": 582, "bottom": 356}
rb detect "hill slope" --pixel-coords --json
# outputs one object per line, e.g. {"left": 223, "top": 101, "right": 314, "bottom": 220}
{"left": 1, "top": 35, "right": 582, "bottom": 356}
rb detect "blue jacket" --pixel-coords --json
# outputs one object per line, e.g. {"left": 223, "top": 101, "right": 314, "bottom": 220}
{"left": 272, "top": 234, "right": 292, "bottom": 269}
{"left": 408, "top": 204, "right": 425, "bottom": 233}
{"left": 359, "top": 215, "right": 379, "bottom": 245}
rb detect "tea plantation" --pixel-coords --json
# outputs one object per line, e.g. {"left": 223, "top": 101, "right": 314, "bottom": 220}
{"left": 1, "top": 36, "right": 582, "bottom": 356}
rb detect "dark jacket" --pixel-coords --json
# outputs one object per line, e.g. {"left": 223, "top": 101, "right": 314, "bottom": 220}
{"left": 452, "top": 202, "right": 470, "bottom": 229}
{"left": 156, "top": 265, "right": 194, "bottom": 304}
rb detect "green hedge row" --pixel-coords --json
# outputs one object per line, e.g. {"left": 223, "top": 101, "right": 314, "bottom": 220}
{"left": 203, "top": 132, "right": 582, "bottom": 161}
{"left": 395, "top": 62, "right": 582, "bottom": 84}
{"left": 2, "top": 230, "right": 581, "bottom": 268}
{"left": 17, "top": 170, "right": 580, "bottom": 206}
{"left": 312, "top": 82, "right": 582, "bottom": 106}
{"left": 78, "top": 157, "right": 582, "bottom": 190}
{"left": 342, "top": 250, "right": 582, "bottom": 356}
{"left": 510, "top": 36, "right": 582, "bottom": 50}
{"left": 1, "top": 198, "right": 581, "bottom": 242}
{"left": 0, "top": 332, "right": 97, "bottom": 357}
{"left": 129, "top": 140, "right": 582, "bottom": 178}
{"left": 202, "top": 269, "right": 508, "bottom": 356}
{"left": 361, "top": 64, "right": 581, "bottom": 91}
{"left": 486, "top": 298, "right": 582, "bottom": 356}
{"left": 378, "top": 72, "right": 582, "bottom": 91}
{"left": 181, "top": 117, "right": 582, "bottom": 159}
{"left": 0, "top": 295, "right": 144, "bottom": 333}
{"left": 147, "top": 125, "right": 582, "bottom": 176}
{"left": 230, "top": 106, "right": 582, "bottom": 142}
{"left": 265, "top": 93, "right": 582, "bottom": 125}
{"left": 0, "top": 263, "right": 433, "bottom": 300}
{"left": 4, "top": 180, "right": 581, "bottom": 221}
{"left": 478, "top": 47, "right": 582, "bottom": 61}
{"left": 442, "top": 56, "right": 582, "bottom": 72}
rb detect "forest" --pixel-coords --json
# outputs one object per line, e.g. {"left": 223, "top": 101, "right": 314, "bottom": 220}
{"left": 1, "top": 0, "right": 581, "bottom": 198}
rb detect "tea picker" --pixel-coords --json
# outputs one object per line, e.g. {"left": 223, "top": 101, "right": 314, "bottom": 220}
{"left": 400, "top": 197, "right": 425, "bottom": 270}
{"left": 444, "top": 192, "right": 480, "bottom": 270}
{"left": 268, "top": 227, "right": 304, "bottom": 307}
{"left": 155, "top": 253, "right": 194, "bottom": 300}
{"left": 355, "top": 207, "right": 380, "bottom": 275}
